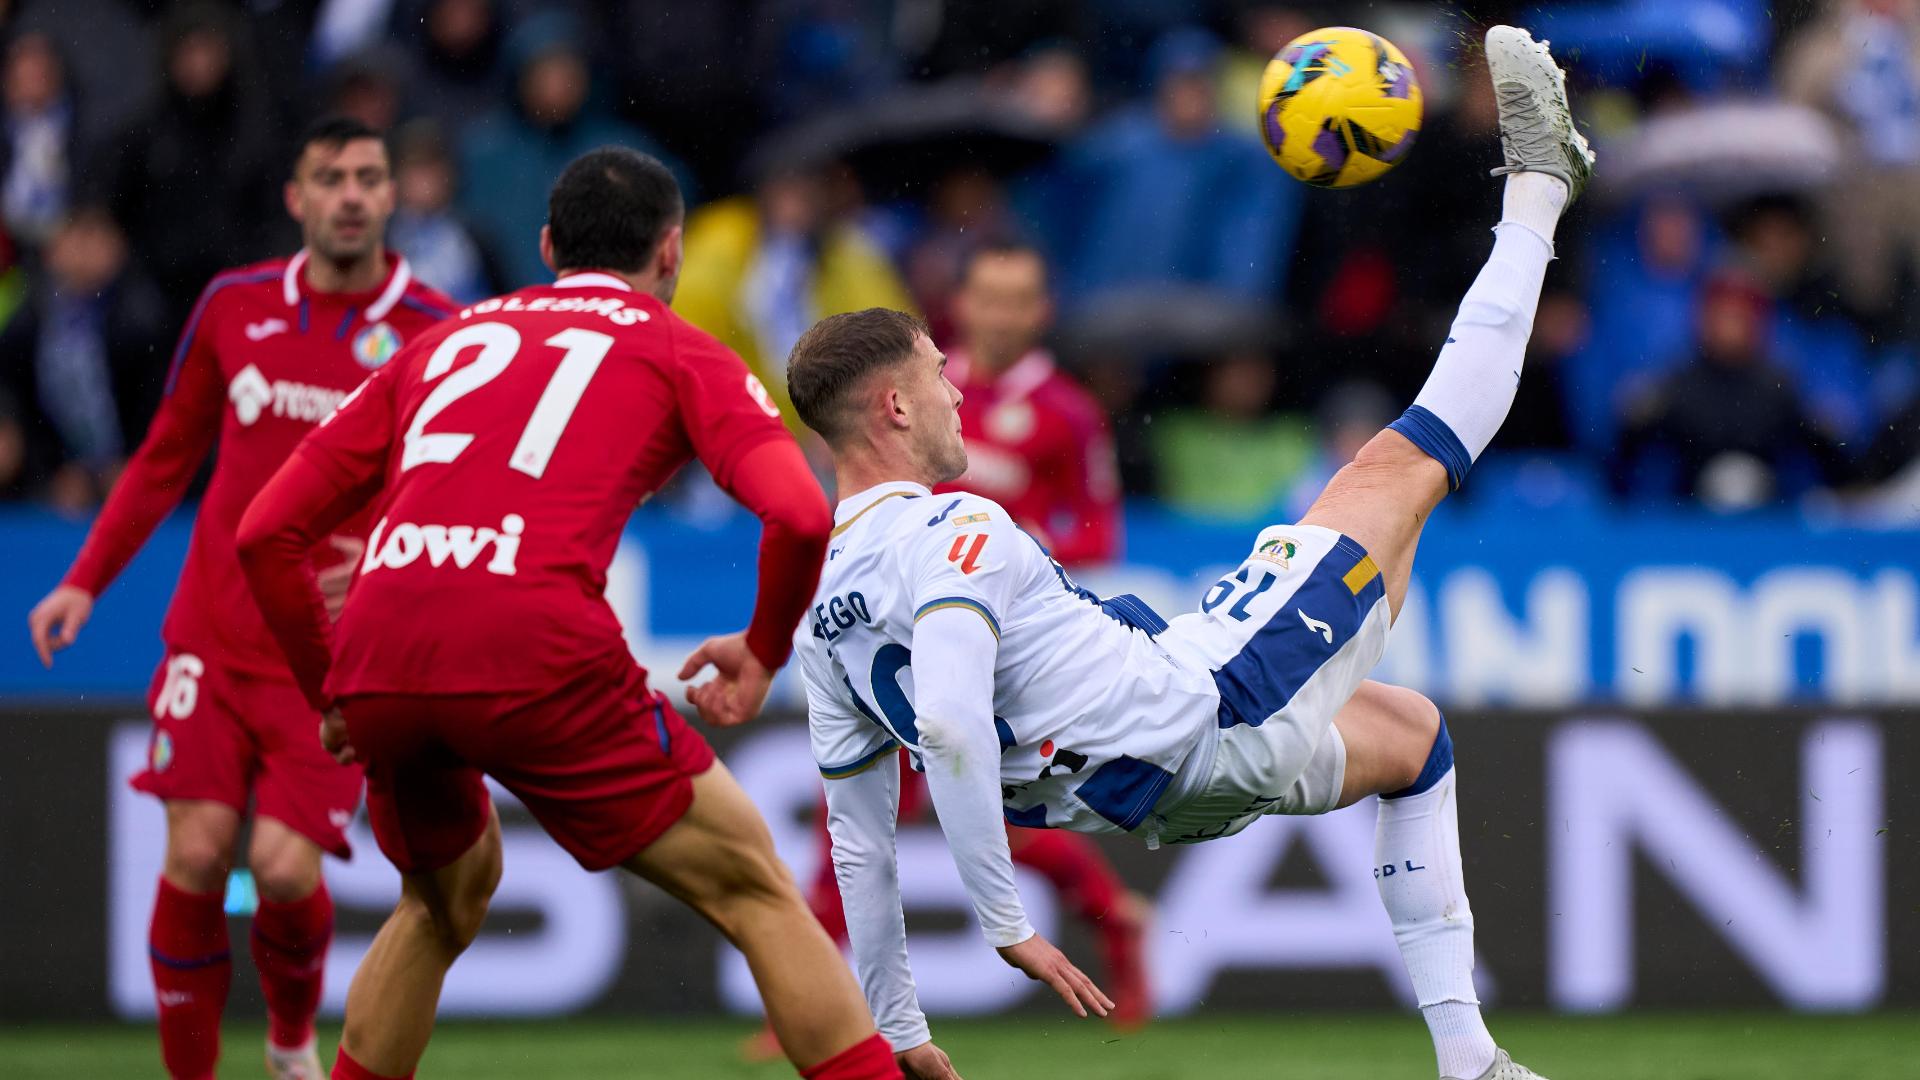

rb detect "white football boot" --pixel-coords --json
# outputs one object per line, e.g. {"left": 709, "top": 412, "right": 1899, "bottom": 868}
{"left": 265, "top": 1036, "right": 324, "bottom": 1080}
{"left": 1444, "top": 1048, "right": 1552, "bottom": 1080}
{"left": 1485, "top": 25, "right": 1596, "bottom": 202}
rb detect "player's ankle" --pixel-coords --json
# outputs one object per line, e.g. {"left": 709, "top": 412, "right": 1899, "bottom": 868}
{"left": 331, "top": 1045, "right": 413, "bottom": 1080}
{"left": 267, "top": 1020, "right": 315, "bottom": 1053}
{"left": 1499, "top": 171, "right": 1568, "bottom": 245}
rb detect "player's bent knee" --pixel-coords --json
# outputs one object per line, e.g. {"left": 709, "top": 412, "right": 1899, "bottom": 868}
{"left": 164, "top": 822, "right": 236, "bottom": 892}
{"left": 248, "top": 839, "right": 322, "bottom": 903}
{"left": 163, "top": 840, "right": 232, "bottom": 893}
{"left": 251, "top": 859, "right": 321, "bottom": 904}
{"left": 1348, "top": 428, "right": 1446, "bottom": 481}
{"left": 1387, "top": 690, "right": 1443, "bottom": 793}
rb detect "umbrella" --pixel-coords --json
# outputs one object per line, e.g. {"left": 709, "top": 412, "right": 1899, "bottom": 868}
{"left": 1598, "top": 101, "right": 1842, "bottom": 205}
{"left": 745, "top": 81, "right": 1067, "bottom": 193}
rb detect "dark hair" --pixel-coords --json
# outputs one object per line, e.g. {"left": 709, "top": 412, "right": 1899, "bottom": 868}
{"left": 963, "top": 240, "right": 1049, "bottom": 288}
{"left": 292, "top": 115, "right": 385, "bottom": 178}
{"left": 547, "top": 147, "right": 683, "bottom": 274}
{"left": 787, "top": 308, "right": 930, "bottom": 443}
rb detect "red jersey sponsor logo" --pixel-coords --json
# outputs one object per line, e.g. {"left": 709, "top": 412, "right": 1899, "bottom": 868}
{"left": 227, "top": 363, "right": 350, "bottom": 426}
{"left": 361, "top": 512, "right": 526, "bottom": 577}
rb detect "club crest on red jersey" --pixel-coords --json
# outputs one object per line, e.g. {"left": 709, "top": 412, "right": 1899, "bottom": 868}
{"left": 352, "top": 321, "right": 402, "bottom": 369}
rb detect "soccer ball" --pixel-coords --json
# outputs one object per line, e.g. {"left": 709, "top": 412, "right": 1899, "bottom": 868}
{"left": 1257, "top": 27, "right": 1423, "bottom": 188}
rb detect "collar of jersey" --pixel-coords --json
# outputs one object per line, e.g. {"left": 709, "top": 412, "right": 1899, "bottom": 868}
{"left": 552, "top": 272, "right": 634, "bottom": 291}
{"left": 281, "top": 248, "right": 414, "bottom": 321}
{"left": 832, "top": 481, "right": 930, "bottom": 536}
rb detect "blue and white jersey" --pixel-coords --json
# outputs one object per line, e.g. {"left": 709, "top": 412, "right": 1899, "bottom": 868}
{"left": 798, "top": 481, "right": 1217, "bottom": 834}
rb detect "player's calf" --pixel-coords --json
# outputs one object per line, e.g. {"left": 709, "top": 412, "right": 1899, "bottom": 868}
{"left": 333, "top": 815, "right": 504, "bottom": 1080}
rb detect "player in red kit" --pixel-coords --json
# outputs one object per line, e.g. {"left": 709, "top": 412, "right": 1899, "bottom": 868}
{"left": 940, "top": 243, "right": 1121, "bottom": 567}
{"left": 236, "top": 148, "right": 901, "bottom": 1080}
{"left": 25, "top": 117, "right": 453, "bottom": 1080}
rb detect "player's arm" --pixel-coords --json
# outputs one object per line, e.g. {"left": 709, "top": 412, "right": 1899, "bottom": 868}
{"left": 28, "top": 297, "right": 224, "bottom": 665}
{"left": 822, "top": 754, "right": 932, "bottom": 1052}
{"left": 912, "top": 611, "right": 1112, "bottom": 1018}
{"left": 235, "top": 368, "right": 396, "bottom": 713}
{"left": 671, "top": 333, "right": 832, "bottom": 726}
{"left": 804, "top": 643, "right": 937, "bottom": 1058}
{"left": 911, "top": 513, "right": 1113, "bottom": 1018}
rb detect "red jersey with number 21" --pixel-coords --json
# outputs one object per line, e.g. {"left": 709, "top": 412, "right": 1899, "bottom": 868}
{"left": 300, "top": 273, "right": 790, "bottom": 698}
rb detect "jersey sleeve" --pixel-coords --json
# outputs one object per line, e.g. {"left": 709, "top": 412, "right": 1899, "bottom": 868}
{"left": 821, "top": 750, "right": 932, "bottom": 1051}
{"left": 906, "top": 495, "right": 1033, "bottom": 642}
{"left": 667, "top": 326, "right": 792, "bottom": 491}
{"left": 798, "top": 628, "right": 898, "bottom": 778}
{"left": 63, "top": 284, "right": 226, "bottom": 594}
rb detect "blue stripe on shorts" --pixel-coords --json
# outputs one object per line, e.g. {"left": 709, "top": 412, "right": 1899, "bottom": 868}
{"left": 1213, "top": 538, "right": 1384, "bottom": 730}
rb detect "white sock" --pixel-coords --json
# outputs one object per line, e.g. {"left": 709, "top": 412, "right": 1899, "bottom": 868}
{"left": 1500, "top": 170, "right": 1569, "bottom": 247}
{"left": 1389, "top": 206, "right": 1557, "bottom": 487}
{"left": 1374, "top": 767, "right": 1496, "bottom": 1079}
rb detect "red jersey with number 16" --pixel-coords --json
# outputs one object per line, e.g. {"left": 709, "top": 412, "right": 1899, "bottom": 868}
{"left": 300, "top": 272, "right": 792, "bottom": 698}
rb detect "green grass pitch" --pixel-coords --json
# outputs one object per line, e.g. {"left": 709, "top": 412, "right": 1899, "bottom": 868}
{"left": 3, "top": 1013, "right": 1915, "bottom": 1079}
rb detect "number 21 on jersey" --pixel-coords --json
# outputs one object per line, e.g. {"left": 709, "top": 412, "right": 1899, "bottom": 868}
{"left": 402, "top": 322, "right": 613, "bottom": 478}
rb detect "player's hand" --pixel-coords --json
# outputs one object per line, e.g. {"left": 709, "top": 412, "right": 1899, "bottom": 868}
{"left": 677, "top": 631, "right": 773, "bottom": 728}
{"left": 318, "top": 707, "right": 356, "bottom": 766}
{"left": 996, "top": 933, "right": 1112, "bottom": 1019}
{"left": 318, "top": 536, "right": 365, "bottom": 621}
{"left": 28, "top": 584, "right": 94, "bottom": 668}
{"left": 898, "top": 1040, "right": 962, "bottom": 1080}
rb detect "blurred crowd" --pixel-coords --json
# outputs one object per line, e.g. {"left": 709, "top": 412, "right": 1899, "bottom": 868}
{"left": 0, "top": 0, "right": 1917, "bottom": 526}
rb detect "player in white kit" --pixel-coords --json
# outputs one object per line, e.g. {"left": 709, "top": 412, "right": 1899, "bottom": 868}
{"left": 787, "top": 27, "right": 1592, "bottom": 1080}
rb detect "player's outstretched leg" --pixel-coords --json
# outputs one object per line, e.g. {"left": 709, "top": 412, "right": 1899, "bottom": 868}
{"left": 1329, "top": 681, "right": 1548, "bottom": 1080}
{"left": 249, "top": 818, "right": 332, "bottom": 1080}
{"left": 626, "top": 763, "right": 900, "bottom": 1079}
{"left": 331, "top": 811, "right": 504, "bottom": 1080}
{"left": 1302, "top": 23, "right": 1591, "bottom": 623}
{"left": 152, "top": 801, "right": 241, "bottom": 1080}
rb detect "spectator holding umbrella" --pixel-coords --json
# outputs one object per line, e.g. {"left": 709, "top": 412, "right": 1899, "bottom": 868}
{"left": 1780, "top": 0, "right": 1920, "bottom": 324}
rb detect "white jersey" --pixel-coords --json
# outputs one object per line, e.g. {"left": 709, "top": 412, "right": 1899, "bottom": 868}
{"left": 798, "top": 481, "right": 1216, "bottom": 834}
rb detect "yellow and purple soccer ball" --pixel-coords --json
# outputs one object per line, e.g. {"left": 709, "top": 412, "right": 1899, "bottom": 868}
{"left": 1257, "top": 27, "right": 1423, "bottom": 188}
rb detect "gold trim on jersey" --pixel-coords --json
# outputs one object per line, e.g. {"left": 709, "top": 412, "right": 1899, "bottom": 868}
{"left": 830, "top": 491, "right": 917, "bottom": 538}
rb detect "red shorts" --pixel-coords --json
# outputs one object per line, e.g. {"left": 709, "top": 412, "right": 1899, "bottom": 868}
{"left": 132, "top": 649, "right": 363, "bottom": 858}
{"left": 339, "top": 657, "right": 715, "bottom": 874}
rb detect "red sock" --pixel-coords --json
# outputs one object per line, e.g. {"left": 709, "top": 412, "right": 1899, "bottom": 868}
{"left": 149, "top": 878, "right": 231, "bottom": 1080}
{"left": 800, "top": 1033, "right": 901, "bottom": 1079}
{"left": 332, "top": 1045, "right": 413, "bottom": 1080}
{"left": 252, "top": 881, "right": 334, "bottom": 1049}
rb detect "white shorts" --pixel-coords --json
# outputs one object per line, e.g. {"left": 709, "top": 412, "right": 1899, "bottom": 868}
{"left": 1141, "top": 523, "right": 1390, "bottom": 845}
